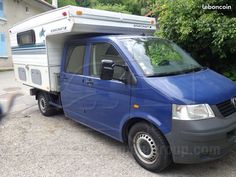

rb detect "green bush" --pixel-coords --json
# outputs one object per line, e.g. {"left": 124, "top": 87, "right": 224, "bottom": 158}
{"left": 92, "top": 3, "right": 130, "bottom": 13}
{"left": 58, "top": 0, "right": 77, "bottom": 7}
{"left": 152, "top": 0, "right": 236, "bottom": 81}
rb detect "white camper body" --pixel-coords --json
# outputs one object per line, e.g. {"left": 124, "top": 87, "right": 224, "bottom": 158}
{"left": 10, "top": 5, "right": 156, "bottom": 92}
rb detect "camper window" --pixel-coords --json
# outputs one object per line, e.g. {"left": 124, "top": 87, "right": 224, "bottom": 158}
{"left": 17, "top": 30, "right": 35, "bottom": 46}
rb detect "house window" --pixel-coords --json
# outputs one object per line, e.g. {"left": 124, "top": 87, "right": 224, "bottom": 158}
{"left": 0, "top": 0, "right": 3, "bottom": 18}
{"left": 25, "top": 6, "right": 29, "bottom": 14}
{"left": 0, "top": 33, "right": 8, "bottom": 57}
{"left": 17, "top": 30, "right": 36, "bottom": 46}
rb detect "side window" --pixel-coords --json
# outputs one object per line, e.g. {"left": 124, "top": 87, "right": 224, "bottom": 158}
{"left": 17, "top": 30, "right": 35, "bottom": 46}
{"left": 0, "top": 33, "right": 7, "bottom": 57}
{"left": 89, "top": 43, "right": 125, "bottom": 79}
{"left": 66, "top": 45, "right": 86, "bottom": 74}
{"left": 0, "top": 0, "right": 3, "bottom": 18}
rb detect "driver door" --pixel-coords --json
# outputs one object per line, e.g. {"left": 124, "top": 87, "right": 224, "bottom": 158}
{"left": 82, "top": 42, "right": 131, "bottom": 138}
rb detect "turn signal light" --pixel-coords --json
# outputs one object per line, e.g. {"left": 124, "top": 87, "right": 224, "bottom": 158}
{"left": 76, "top": 10, "right": 83, "bottom": 15}
{"left": 133, "top": 104, "right": 140, "bottom": 109}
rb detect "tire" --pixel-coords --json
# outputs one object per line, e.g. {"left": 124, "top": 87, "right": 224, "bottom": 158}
{"left": 38, "top": 92, "right": 57, "bottom": 117}
{"left": 128, "top": 122, "right": 172, "bottom": 172}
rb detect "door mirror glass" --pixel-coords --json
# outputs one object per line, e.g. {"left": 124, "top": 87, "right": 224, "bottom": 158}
{"left": 100, "top": 60, "right": 115, "bottom": 80}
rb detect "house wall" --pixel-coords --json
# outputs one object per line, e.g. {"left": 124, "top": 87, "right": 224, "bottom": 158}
{"left": 0, "top": 0, "right": 49, "bottom": 68}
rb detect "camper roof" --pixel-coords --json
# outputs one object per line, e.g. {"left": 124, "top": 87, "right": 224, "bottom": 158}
{"left": 10, "top": 5, "right": 156, "bottom": 36}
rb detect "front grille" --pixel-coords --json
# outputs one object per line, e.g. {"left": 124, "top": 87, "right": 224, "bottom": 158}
{"left": 216, "top": 99, "right": 236, "bottom": 117}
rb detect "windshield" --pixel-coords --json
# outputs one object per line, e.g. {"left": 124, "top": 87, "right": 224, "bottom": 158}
{"left": 120, "top": 37, "right": 202, "bottom": 76}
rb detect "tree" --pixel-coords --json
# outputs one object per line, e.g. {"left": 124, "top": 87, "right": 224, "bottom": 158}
{"left": 96, "top": 0, "right": 122, "bottom": 5}
{"left": 45, "top": 0, "right": 77, "bottom": 7}
{"left": 74, "top": 0, "right": 98, "bottom": 7}
{"left": 121, "top": 0, "right": 151, "bottom": 15}
{"left": 93, "top": 3, "right": 130, "bottom": 13}
{"left": 153, "top": 0, "right": 236, "bottom": 81}
{"left": 57, "top": 0, "right": 149, "bottom": 15}
{"left": 59, "top": 0, "right": 77, "bottom": 7}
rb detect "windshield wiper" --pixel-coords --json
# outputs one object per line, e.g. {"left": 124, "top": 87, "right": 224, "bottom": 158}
{"left": 147, "top": 66, "right": 207, "bottom": 77}
{"left": 181, "top": 66, "right": 206, "bottom": 74}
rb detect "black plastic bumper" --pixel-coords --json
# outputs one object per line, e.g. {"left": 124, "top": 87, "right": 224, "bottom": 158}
{"left": 165, "top": 113, "right": 236, "bottom": 164}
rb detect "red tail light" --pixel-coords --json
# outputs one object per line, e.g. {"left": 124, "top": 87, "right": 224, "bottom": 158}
{"left": 62, "top": 12, "right": 67, "bottom": 16}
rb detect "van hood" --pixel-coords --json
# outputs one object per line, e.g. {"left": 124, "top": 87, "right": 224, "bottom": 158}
{"left": 146, "top": 69, "right": 236, "bottom": 105}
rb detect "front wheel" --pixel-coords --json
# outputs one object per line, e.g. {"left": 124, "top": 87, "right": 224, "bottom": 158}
{"left": 128, "top": 122, "right": 172, "bottom": 172}
{"left": 38, "top": 92, "right": 57, "bottom": 117}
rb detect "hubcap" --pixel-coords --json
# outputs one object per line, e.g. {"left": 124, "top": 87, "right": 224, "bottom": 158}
{"left": 133, "top": 132, "right": 158, "bottom": 164}
{"left": 39, "top": 97, "right": 46, "bottom": 113}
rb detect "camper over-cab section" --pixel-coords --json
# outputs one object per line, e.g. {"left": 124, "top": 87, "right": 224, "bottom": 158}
{"left": 9, "top": 6, "right": 156, "bottom": 92}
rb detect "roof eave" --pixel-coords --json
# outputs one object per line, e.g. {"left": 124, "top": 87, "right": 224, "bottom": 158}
{"left": 23, "top": 0, "right": 56, "bottom": 11}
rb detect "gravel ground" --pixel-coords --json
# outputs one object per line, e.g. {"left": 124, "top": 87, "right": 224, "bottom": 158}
{"left": 0, "top": 71, "right": 236, "bottom": 177}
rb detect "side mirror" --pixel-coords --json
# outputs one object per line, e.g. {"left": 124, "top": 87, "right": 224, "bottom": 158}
{"left": 100, "top": 60, "right": 115, "bottom": 80}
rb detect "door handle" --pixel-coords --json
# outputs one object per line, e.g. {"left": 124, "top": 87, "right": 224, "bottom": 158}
{"left": 63, "top": 76, "right": 68, "bottom": 80}
{"left": 85, "top": 79, "right": 94, "bottom": 86}
{"left": 61, "top": 73, "right": 68, "bottom": 81}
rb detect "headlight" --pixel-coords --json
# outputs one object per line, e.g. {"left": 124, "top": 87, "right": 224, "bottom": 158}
{"left": 172, "top": 104, "right": 215, "bottom": 120}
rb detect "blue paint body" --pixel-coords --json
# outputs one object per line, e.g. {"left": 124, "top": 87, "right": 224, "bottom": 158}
{"left": 60, "top": 35, "right": 236, "bottom": 142}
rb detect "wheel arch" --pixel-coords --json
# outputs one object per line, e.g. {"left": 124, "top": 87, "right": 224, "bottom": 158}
{"left": 122, "top": 116, "right": 166, "bottom": 143}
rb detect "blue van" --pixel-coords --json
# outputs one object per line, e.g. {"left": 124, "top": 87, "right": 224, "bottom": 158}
{"left": 32, "top": 35, "right": 236, "bottom": 172}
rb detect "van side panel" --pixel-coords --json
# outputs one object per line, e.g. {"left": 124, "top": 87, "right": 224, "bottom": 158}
{"left": 118, "top": 77, "right": 172, "bottom": 141}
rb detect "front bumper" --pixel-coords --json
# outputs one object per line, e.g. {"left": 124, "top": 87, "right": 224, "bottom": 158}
{"left": 165, "top": 113, "right": 236, "bottom": 164}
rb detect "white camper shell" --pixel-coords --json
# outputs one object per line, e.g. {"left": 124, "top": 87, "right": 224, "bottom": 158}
{"left": 10, "top": 6, "right": 156, "bottom": 92}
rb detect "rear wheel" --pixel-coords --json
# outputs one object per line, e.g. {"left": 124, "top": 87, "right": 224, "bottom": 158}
{"left": 128, "top": 122, "right": 172, "bottom": 172}
{"left": 38, "top": 92, "right": 57, "bottom": 116}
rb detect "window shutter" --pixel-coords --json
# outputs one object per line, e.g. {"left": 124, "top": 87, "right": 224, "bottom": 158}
{"left": 0, "top": 33, "right": 7, "bottom": 57}
{"left": 0, "top": 0, "right": 3, "bottom": 18}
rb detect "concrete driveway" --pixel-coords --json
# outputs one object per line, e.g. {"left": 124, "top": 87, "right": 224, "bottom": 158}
{"left": 0, "top": 71, "right": 236, "bottom": 177}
